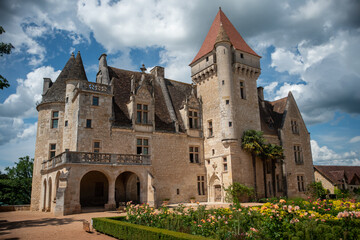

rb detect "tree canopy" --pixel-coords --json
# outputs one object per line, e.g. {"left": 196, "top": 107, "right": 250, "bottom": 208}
{"left": 0, "top": 26, "right": 14, "bottom": 90}
{"left": 0, "top": 156, "right": 33, "bottom": 205}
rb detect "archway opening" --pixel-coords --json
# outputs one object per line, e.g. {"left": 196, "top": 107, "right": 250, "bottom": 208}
{"left": 42, "top": 179, "right": 47, "bottom": 211}
{"left": 80, "top": 171, "right": 109, "bottom": 208}
{"left": 115, "top": 172, "right": 140, "bottom": 207}
{"left": 48, "top": 177, "right": 52, "bottom": 211}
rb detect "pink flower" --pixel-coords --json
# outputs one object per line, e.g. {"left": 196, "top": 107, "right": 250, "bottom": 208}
{"left": 250, "top": 227, "right": 258, "bottom": 232}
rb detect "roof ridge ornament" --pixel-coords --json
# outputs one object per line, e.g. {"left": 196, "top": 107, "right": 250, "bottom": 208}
{"left": 140, "top": 64, "right": 147, "bottom": 73}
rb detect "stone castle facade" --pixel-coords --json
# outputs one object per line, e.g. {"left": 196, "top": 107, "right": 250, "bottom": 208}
{"left": 31, "top": 9, "right": 314, "bottom": 215}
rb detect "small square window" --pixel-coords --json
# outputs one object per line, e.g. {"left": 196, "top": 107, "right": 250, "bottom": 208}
{"left": 229, "top": 122, "right": 232, "bottom": 127}
{"left": 226, "top": 100, "right": 229, "bottom": 105}
{"left": 66, "top": 97, "right": 69, "bottom": 103}
{"left": 223, "top": 157, "right": 227, "bottom": 163}
{"left": 240, "top": 53, "right": 244, "bottom": 58}
{"left": 65, "top": 120, "right": 68, "bottom": 127}
{"left": 176, "top": 189, "right": 180, "bottom": 195}
{"left": 92, "top": 96, "right": 99, "bottom": 106}
{"left": 86, "top": 119, "right": 92, "bottom": 128}
{"left": 212, "top": 149, "right": 215, "bottom": 155}
{"left": 224, "top": 163, "right": 228, "bottom": 171}
{"left": 222, "top": 80, "right": 225, "bottom": 85}
{"left": 206, "top": 56, "right": 209, "bottom": 62}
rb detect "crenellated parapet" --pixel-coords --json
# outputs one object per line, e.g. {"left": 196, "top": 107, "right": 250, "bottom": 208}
{"left": 192, "top": 64, "right": 217, "bottom": 83}
{"left": 233, "top": 63, "right": 261, "bottom": 79}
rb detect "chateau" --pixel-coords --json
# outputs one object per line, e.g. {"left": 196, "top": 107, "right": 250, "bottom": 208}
{"left": 31, "top": 9, "right": 314, "bottom": 216}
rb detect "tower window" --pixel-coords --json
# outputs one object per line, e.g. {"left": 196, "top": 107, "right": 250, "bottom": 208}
{"left": 93, "top": 141, "right": 101, "bottom": 152}
{"left": 240, "top": 53, "right": 244, "bottom": 59}
{"left": 51, "top": 111, "right": 59, "bottom": 128}
{"left": 177, "top": 189, "right": 180, "bottom": 195}
{"left": 65, "top": 120, "right": 68, "bottom": 127}
{"left": 188, "top": 110, "right": 199, "bottom": 129}
{"left": 226, "top": 100, "right": 229, "bottom": 105}
{"left": 206, "top": 56, "right": 209, "bottom": 62}
{"left": 49, "top": 144, "right": 56, "bottom": 158}
{"left": 223, "top": 157, "right": 228, "bottom": 172}
{"left": 92, "top": 96, "right": 99, "bottom": 106}
{"left": 229, "top": 122, "right": 232, "bottom": 127}
{"left": 189, "top": 146, "right": 199, "bottom": 163}
{"left": 222, "top": 80, "right": 225, "bottom": 85}
{"left": 197, "top": 176, "right": 205, "bottom": 195}
{"left": 86, "top": 119, "right": 92, "bottom": 128}
{"left": 66, "top": 97, "right": 69, "bottom": 103}
{"left": 208, "top": 120, "right": 213, "bottom": 137}
{"left": 136, "top": 104, "right": 149, "bottom": 124}
{"left": 137, "top": 138, "right": 149, "bottom": 155}
{"left": 240, "top": 81, "right": 246, "bottom": 99}
{"left": 212, "top": 149, "right": 215, "bottom": 155}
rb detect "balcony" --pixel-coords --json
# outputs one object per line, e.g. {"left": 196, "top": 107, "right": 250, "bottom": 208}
{"left": 41, "top": 151, "right": 151, "bottom": 171}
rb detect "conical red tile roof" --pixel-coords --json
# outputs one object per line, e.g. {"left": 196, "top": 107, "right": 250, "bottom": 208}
{"left": 190, "top": 9, "right": 260, "bottom": 65}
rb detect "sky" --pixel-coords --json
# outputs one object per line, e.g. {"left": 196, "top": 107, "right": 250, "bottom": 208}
{"left": 0, "top": 0, "right": 359, "bottom": 171}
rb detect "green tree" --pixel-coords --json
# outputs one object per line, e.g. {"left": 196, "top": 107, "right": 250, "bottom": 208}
{"left": 0, "top": 26, "right": 14, "bottom": 90}
{"left": 241, "top": 130, "right": 265, "bottom": 199}
{"left": 0, "top": 156, "right": 33, "bottom": 205}
{"left": 307, "top": 181, "right": 326, "bottom": 199}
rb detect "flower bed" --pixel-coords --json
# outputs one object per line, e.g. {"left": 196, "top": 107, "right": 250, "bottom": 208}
{"left": 122, "top": 199, "right": 360, "bottom": 240}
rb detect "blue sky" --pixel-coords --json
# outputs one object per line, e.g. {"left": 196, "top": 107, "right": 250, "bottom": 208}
{"left": 0, "top": 0, "right": 359, "bottom": 171}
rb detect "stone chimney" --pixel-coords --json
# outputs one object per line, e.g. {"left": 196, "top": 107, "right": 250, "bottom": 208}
{"left": 257, "top": 86, "right": 264, "bottom": 101}
{"left": 97, "top": 54, "right": 110, "bottom": 85}
{"left": 150, "top": 66, "right": 164, "bottom": 78}
{"left": 43, "top": 78, "right": 53, "bottom": 95}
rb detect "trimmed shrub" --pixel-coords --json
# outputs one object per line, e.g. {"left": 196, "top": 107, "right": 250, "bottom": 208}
{"left": 92, "top": 216, "right": 214, "bottom": 240}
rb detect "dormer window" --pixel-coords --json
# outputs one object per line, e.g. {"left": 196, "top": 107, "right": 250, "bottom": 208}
{"left": 136, "top": 104, "right": 149, "bottom": 124}
{"left": 188, "top": 110, "right": 199, "bottom": 129}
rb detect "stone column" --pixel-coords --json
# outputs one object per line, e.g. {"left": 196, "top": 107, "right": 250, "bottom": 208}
{"left": 105, "top": 177, "right": 116, "bottom": 210}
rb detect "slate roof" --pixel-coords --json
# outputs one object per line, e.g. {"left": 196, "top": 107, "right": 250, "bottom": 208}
{"left": 190, "top": 8, "right": 260, "bottom": 65}
{"left": 258, "top": 97, "right": 288, "bottom": 135}
{"left": 314, "top": 165, "right": 360, "bottom": 185}
{"left": 108, "top": 67, "right": 192, "bottom": 132}
{"left": 41, "top": 52, "right": 88, "bottom": 103}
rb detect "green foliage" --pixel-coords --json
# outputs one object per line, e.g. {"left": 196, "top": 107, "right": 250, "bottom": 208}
{"left": 334, "top": 187, "right": 350, "bottom": 199}
{"left": 307, "top": 181, "right": 327, "bottom": 199}
{"left": 241, "top": 130, "right": 265, "bottom": 157}
{"left": 93, "top": 216, "right": 213, "bottom": 240}
{"left": 0, "top": 26, "right": 14, "bottom": 90}
{"left": 225, "top": 182, "right": 255, "bottom": 205}
{"left": 0, "top": 156, "right": 33, "bottom": 205}
{"left": 262, "top": 143, "right": 284, "bottom": 162}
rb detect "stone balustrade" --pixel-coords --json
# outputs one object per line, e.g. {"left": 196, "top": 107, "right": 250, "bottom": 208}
{"left": 42, "top": 151, "right": 151, "bottom": 171}
{"left": 78, "top": 82, "right": 111, "bottom": 94}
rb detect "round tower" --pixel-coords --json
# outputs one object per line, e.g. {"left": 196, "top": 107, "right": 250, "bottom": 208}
{"left": 215, "top": 23, "right": 237, "bottom": 144}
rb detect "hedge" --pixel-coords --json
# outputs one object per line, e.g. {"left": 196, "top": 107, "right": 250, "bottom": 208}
{"left": 92, "top": 216, "right": 214, "bottom": 240}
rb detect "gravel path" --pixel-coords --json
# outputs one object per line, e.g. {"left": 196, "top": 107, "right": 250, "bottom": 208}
{"left": 0, "top": 210, "right": 124, "bottom": 240}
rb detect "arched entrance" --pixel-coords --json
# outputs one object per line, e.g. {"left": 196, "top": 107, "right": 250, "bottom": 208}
{"left": 42, "top": 179, "right": 47, "bottom": 211}
{"left": 80, "top": 171, "right": 109, "bottom": 208}
{"left": 47, "top": 177, "right": 52, "bottom": 211}
{"left": 209, "top": 174, "right": 222, "bottom": 202}
{"left": 115, "top": 172, "right": 140, "bottom": 206}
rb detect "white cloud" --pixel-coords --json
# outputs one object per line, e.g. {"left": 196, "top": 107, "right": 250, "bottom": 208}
{"left": 349, "top": 136, "right": 360, "bottom": 144}
{"left": 0, "top": 66, "right": 60, "bottom": 118}
{"left": 311, "top": 139, "right": 360, "bottom": 165}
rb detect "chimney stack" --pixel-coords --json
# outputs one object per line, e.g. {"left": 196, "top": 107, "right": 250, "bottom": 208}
{"left": 43, "top": 78, "right": 53, "bottom": 95}
{"left": 150, "top": 66, "right": 164, "bottom": 78}
{"left": 257, "top": 86, "right": 264, "bottom": 101}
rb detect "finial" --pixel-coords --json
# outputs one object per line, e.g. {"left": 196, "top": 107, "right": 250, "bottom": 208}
{"left": 219, "top": 7, "right": 221, "bottom": 10}
{"left": 140, "top": 64, "right": 147, "bottom": 73}
{"left": 71, "top": 52, "right": 75, "bottom": 56}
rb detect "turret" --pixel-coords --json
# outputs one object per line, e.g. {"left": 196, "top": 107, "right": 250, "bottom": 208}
{"left": 214, "top": 24, "right": 237, "bottom": 143}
